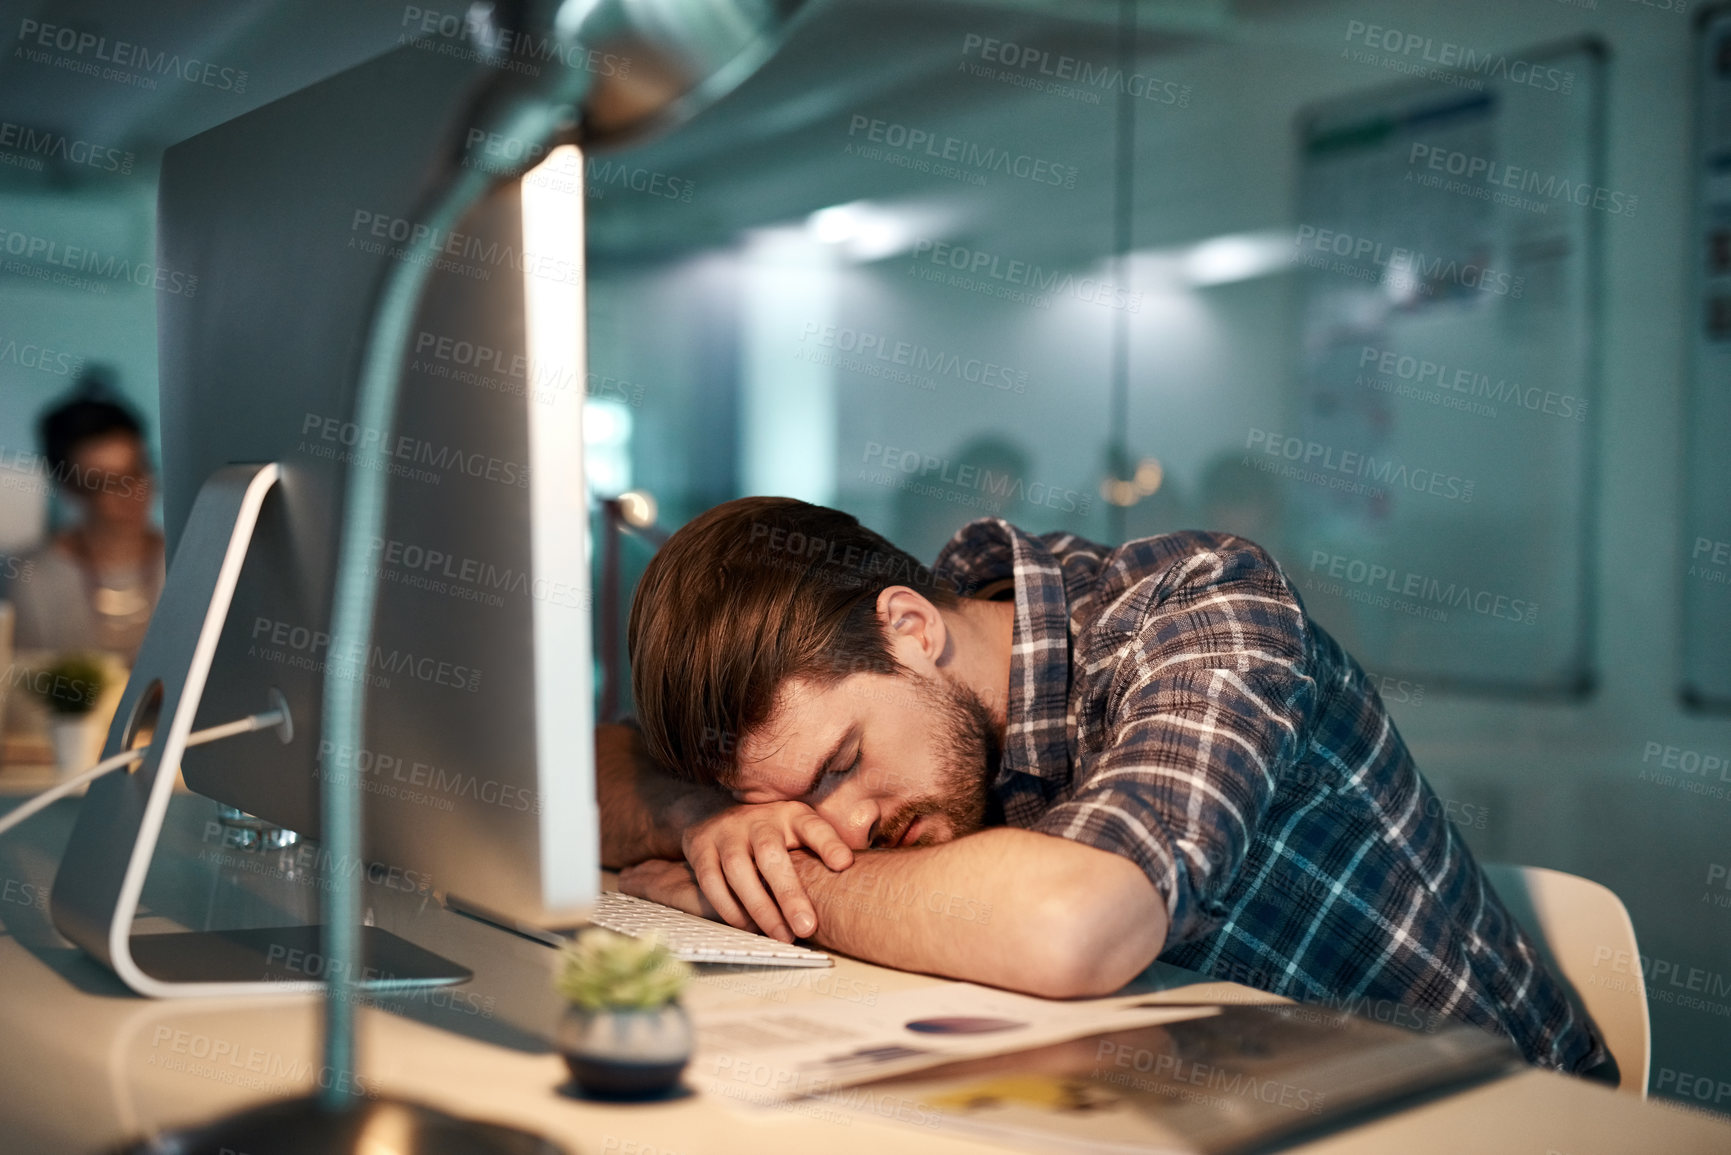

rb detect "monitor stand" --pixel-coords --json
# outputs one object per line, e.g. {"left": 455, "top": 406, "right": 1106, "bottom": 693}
{"left": 49, "top": 463, "right": 469, "bottom": 996}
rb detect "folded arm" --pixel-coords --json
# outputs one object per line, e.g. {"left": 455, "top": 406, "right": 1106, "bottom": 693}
{"left": 624, "top": 826, "right": 1167, "bottom": 998}
{"left": 596, "top": 722, "right": 729, "bottom": 869}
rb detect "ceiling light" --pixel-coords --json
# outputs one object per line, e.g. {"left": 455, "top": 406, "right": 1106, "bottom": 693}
{"left": 804, "top": 200, "right": 915, "bottom": 262}
{"left": 1183, "top": 231, "right": 1290, "bottom": 287}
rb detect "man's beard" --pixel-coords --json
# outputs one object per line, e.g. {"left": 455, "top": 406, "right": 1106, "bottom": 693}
{"left": 874, "top": 670, "right": 1000, "bottom": 849}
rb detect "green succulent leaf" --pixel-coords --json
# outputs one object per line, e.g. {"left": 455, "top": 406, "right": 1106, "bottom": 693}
{"left": 555, "top": 928, "right": 692, "bottom": 1010}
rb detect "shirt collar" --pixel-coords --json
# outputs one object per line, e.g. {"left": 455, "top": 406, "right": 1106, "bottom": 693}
{"left": 934, "top": 519, "right": 1073, "bottom": 782}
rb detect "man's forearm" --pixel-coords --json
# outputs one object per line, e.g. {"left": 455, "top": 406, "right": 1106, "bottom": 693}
{"left": 790, "top": 827, "right": 1167, "bottom": 999}
{"left": 596, "top": 722, "right": 728, "bottom": 869}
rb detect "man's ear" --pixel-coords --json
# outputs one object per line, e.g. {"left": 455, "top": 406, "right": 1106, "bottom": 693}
{"left": 876, "top": 586, "right": 946, "bottom": 671}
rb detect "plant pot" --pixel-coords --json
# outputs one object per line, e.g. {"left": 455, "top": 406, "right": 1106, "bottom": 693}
{"left": 556, "top": 1002, "right": 692, "bottom": 1100}
{"left": 50, "top": 714, "right": 104, "bottom": 781}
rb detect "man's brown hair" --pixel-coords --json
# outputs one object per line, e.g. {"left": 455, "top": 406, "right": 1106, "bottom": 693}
{"left": 627, "top": 497, "right": 958, "bottom": 786}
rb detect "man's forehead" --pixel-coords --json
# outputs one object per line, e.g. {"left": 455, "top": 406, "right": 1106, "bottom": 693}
{"left": 736, "top": 678, "right": 843, "bottom": 785}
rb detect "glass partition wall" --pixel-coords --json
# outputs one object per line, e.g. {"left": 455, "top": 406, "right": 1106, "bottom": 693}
{"left": 582, "top": 0, "right": 1602, "bottom": 716}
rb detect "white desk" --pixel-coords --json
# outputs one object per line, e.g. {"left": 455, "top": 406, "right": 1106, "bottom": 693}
{"left": 2, "top": 790, "right": 1729, "bottom": 1154}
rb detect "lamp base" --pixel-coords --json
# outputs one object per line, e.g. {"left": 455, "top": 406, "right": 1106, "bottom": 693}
{"left": 118, "top": 1094, "right": 567, "bottom": 1154}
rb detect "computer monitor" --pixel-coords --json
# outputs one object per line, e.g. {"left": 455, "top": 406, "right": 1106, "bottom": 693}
{"left": 49, "top": 0, "right": 813, "bottom": 1003}
{"left": 157, "top": 42, "right": 598, "bottom": 930}
{"left": 49, "top": 42, "right": 596, "bottom": 994}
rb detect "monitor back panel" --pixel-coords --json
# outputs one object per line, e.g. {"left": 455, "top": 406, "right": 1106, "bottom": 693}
{"left": 157, "top": 43, "right": 596, "bottom": 924}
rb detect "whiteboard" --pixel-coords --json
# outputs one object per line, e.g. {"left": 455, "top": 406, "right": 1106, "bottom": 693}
{"left": 1289, "top": 42, "right": 1602, "bottom": 696}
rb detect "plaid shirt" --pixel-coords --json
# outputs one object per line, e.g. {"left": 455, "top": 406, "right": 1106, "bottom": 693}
{"left": 933, "top": 520, "right": 1604, "bottom": 1073}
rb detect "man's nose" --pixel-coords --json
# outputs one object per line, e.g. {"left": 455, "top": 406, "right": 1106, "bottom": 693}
{"left": 815, "top": 789, "right": 879, "bottom": 852}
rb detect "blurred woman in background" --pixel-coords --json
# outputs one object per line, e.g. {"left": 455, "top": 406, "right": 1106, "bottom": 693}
{"left": 8, "top": 377, "right": 164, "bottom": 664}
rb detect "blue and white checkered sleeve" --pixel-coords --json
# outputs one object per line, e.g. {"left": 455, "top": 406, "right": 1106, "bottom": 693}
{"left": 1031, "top": 538, "right": 1317, "bottom": 943}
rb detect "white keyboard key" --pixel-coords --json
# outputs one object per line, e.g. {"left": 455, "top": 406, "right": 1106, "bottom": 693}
{"left": 590, "top": 891, "right": 833, "bottom": 968}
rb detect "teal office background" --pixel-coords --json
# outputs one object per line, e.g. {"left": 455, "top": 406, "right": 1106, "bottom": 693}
{"left": 0, "top": 0, "right": 1726, "bottom": 1115}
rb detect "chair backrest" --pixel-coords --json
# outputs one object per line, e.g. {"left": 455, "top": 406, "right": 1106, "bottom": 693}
{"left": 1482, "top": 863, "right": 1650, "bottom": 1097}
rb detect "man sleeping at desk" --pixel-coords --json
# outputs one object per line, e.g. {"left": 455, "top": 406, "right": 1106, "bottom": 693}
{"left": 597, "top": 496, "right": 1608, "bottom": 1077}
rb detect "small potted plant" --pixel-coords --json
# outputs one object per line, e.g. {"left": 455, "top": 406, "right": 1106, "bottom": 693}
{"left": 29, "top": 653, "right": 108, "bottom": 780}
{"left": 555, "top": 928, "right": 694, "bottom": 1100}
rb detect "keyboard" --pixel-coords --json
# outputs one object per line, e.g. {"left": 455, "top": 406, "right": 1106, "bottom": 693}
{"left": 589, "top": 890, "right": 833, "bottom": 967}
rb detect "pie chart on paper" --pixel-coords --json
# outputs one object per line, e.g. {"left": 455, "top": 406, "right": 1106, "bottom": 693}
{"left": 904, "top": 1017, "right": 1028, "bottom": 1035}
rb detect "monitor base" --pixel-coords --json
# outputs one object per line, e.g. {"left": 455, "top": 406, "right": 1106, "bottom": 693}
{"left": 118, "top": 1094, "right": 566, "bottom": 1154}
{"left": 128, "top": 924, "right": 470, "bottom": 988}
{"left": 45, "top": 464, "right": 387, "bottom": 998}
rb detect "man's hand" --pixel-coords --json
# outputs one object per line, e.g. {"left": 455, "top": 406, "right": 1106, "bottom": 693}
{"left": 681, "top": 802, "right": 854, "bottom": 942}
{"left": 617, "top": 858, "right": 730, "bottom": 922}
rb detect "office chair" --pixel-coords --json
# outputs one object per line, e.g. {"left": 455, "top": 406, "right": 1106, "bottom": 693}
{"left": 1483, "top": 863, "right": 1651, "bottom": 1097}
